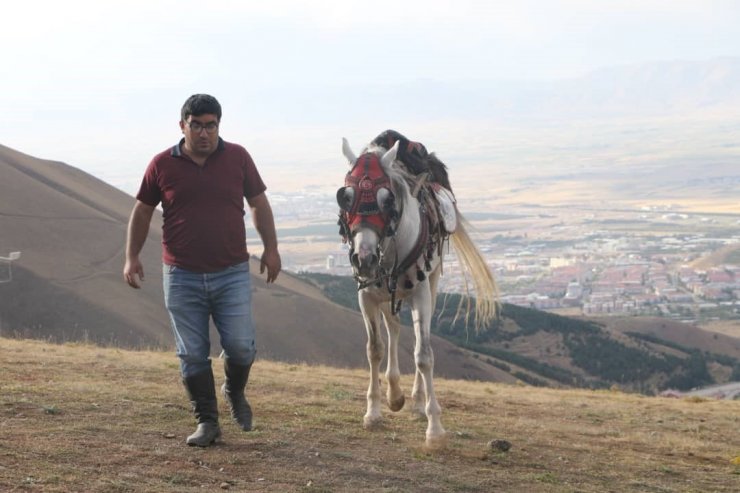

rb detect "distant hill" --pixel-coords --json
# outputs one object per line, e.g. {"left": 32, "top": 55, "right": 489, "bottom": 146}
{"left": 690, "top": 243, "right": 740, "bottom": 270}
{"left": 0, "top": 143, "right": 502, "bottom": 382}
{"left": 298, "top": 272, "right": 740, "bottom": 394}
{"left": 276, "top": 57, "right": 740, "bottom": 123}
{"left": 539, "top": 57, "right": 740, "bottom": 117}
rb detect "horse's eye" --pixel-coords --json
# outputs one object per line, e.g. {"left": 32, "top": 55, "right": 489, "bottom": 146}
{"left": 376, "top": 188, "right": 395, "bottom": 212}
{"left": 336, "top": 187, "right": 356, "bottom": 211}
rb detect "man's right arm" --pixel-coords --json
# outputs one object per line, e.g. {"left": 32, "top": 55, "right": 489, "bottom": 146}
{"left": 123, "top": 200, "right": 156, "bottom": 289}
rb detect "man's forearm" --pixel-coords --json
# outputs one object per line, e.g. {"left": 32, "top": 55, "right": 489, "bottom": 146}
{"left": 126, "top": 202, "right": 155, "bottom": 259}
{"left": 252, "top": 202, "right": 278, "bottom": 252}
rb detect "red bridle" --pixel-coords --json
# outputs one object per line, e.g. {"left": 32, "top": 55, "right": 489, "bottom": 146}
{"left": 338, "top": 152, "right": 394, "bottom": 239}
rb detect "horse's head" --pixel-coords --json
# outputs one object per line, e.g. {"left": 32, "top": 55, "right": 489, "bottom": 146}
{"left": 336, "top": 138, "right": 404, "bottom": 281}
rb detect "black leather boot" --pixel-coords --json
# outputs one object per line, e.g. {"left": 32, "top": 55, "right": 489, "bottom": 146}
{"left": 221, "top": 360, "right": 253, "bottom": 431}
{"left": 183, "top": 369, "right": 221, "bottom": 447}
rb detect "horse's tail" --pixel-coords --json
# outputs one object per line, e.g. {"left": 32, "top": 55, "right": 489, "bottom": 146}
{"left": 450, "top": 212, "right": 499, "bottom": 331}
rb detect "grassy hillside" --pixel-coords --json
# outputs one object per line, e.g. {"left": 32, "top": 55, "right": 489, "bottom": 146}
{"left": 1, "top": 337, "right": 738, "bottom": 492}
{"left": 296, "top": 273, "right": 740, "bottom": 394}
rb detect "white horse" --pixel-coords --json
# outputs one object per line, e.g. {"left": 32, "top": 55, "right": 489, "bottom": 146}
{"left": 336, "top": 135, "right": 498, "bottom": 448}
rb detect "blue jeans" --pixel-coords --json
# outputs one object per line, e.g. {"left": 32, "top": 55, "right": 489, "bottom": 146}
{"left": 163, "top": 261, "right": 256, "bottom": 378}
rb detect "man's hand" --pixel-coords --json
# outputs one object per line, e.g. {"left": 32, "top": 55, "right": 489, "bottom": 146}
{"left": 248, "top": 192, "right": 281, "bottom": 284}
{"left": 123, "top": 257, "right": 145, "bottom": 289}
{"left": 259, "top": 248, "right": 281, "bottom": 283}
{"left": 123, "top": 200, "right": 155, "bottom": 289}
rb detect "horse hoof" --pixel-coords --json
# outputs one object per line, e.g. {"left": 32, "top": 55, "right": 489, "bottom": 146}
{"left": 424, "top": 433, "right": 448, "bottom": 451}
{"left": 409, "top": 408, "right": 426, "bottom": 421}
{"left": 363, "top": 416, "right": 384, "bottom": 430}
{"left": 388, "top": 395, "right": 405, "bottom": 412}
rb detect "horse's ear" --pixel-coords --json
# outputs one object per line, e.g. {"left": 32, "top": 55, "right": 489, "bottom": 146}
{"left": 380, "top": 141, "right": 399, "bottom": 170}
{"left": 342, "top": 138, "right": 357, "bottom": 166}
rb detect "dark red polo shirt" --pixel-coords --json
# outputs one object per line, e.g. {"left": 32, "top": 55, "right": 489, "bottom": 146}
{"left": 136, "top": 138, "right": 266, "bottom": 273}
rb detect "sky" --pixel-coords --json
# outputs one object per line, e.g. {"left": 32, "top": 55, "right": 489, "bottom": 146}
{"left": 3, "top": 0, "right": 740, "bottom": 195}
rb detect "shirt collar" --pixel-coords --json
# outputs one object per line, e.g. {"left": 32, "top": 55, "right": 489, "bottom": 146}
{"left": 171, "top": 137, "right": 225, "bottom": 157}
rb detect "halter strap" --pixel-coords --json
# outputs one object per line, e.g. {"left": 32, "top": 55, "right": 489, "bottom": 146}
{"left": 392, "top": 204, "right": 429, "bottom": 279}
{"left": 387, "top": 203, "right": 430, "bottom": 315}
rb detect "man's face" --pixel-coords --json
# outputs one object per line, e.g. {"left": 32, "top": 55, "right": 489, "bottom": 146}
{"left": 180, "top": 114, "right": 220, "bottom": 157}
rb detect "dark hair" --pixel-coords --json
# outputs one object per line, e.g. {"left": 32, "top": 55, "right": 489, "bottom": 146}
{"left": 181, "top": 94, "right": 222, "bottom": 121}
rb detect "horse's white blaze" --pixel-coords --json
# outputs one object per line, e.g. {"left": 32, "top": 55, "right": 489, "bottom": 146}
{"left": 354, "top": 229, "right": 379, "bottom": 263}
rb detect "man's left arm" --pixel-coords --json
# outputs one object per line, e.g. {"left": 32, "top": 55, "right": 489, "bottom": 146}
{"left": 247, "top": 192, "right": 281, "bottom": 283}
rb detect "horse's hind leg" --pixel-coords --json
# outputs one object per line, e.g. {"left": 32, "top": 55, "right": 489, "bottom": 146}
{"left": 359, "top": 291, "right": 384, "bottom": 429}
{"left": 381, "top": 308, "right": 405, "bottom": 412}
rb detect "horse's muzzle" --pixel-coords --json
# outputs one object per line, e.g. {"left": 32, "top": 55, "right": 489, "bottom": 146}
{"left": 351, "top": 251, "right": 378, "bottom": 279}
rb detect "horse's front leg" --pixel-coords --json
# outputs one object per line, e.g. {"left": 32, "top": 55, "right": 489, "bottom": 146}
{"left": 410, "top": 369, "right": 426, "bottom": 419}
{"left": 409, "top": 280, "right": 446, "bottom": 448}
{"left": 411, "top": 264, "right": 441, "bottom": 418}
{"left": 380, "top": 306, "right": 404, "bottom": 412}
{"left": 359, "top": 289, "right": 384, "bottom": 429}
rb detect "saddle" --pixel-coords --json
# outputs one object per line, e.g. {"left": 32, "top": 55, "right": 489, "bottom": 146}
{"left": 371, "top": 130, "right": 452, "bottom": 192}
{"left": 371, "top": 130, "right": 459, "bottom": 285}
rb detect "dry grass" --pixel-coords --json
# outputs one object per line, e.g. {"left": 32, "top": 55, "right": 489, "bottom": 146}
{"left": 1, "top": 337, "right": 738, "bottom": 493}
{"left": 700, "top": 321, "right": 740, "bottom": 340}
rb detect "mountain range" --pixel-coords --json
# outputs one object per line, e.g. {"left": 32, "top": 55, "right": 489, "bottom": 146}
{"left": 256, "top": 57, "right": 740, "bottom": 125}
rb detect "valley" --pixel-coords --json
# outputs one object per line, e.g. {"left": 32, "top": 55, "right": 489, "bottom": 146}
{"left": 267, "top": 112, "right": 740, "bottom": 326}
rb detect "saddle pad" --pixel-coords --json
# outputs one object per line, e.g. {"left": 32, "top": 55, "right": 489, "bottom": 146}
{"left": 433, "top": 185, "right": 457, "bottom": 234}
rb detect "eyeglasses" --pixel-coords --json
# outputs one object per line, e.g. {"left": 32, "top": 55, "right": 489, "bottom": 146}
{"left": 186, "top": 120, "right": 219, "bottom": 133}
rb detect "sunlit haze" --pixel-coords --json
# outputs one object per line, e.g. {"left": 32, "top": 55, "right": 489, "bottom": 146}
{"left": 3, "top": 1, "right": 740, "bottom": 197}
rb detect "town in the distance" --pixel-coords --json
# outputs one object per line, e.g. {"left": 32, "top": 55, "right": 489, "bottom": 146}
{"left": 269, "top": 189, "right": 740, "bottom": 325}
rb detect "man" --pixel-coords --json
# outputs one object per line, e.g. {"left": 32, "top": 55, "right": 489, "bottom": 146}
{"left": 123, "top": 94, "right": 281, "bottom": 447}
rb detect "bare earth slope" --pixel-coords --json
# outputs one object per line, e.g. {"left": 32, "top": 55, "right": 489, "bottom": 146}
{"left": 0, "top": 144, "right": 499, "bottom": 381}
